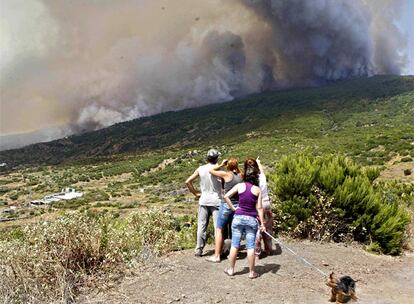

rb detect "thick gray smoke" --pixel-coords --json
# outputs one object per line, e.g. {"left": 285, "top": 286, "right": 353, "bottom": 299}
{"left": 241, "top": 0, "right": 373, "bottom": 83}
{"left": 0, "top": 0, "right": 411, "bottom": 149}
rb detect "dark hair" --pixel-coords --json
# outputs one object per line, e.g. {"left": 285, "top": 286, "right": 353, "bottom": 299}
{"left": 243, "top": 158, "right": 260, "bottom": 186}
{"left": 207, "top": 156, "right": 219, "bottom": 164}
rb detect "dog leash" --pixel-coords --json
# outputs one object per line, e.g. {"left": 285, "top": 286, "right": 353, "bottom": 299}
{"left": 263, "top": 231, "right": 328, "bottom": 278}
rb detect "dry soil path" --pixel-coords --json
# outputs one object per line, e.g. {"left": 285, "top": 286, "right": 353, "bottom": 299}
{"left": 80, "top": 239, "right": 414, "bottom": 304}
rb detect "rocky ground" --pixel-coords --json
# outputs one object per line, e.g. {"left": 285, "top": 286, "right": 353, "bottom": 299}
{"left": 79, "top": 239, "right": 414, "bottom": 304}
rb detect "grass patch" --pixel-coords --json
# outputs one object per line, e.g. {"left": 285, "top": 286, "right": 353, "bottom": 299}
{"left": 0, "top": 208, "right": 194, "bottom": 303}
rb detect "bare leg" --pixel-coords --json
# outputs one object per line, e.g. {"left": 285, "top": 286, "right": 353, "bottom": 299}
{"left": 227, "top": 246, "right": 238, "bottom": 274}
{"left": 214, "top": 228, "right": 224, "bottom": 258}
{"left": 247, "top": 248, "right": 257, "bottom": 277}
{"left": 207, "top": 228, "right": 223, "bottom": 262}
{"left": 246, "top": 219, "right": 259, "bottom": 278}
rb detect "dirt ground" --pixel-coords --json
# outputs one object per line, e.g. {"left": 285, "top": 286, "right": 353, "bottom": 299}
{"left": 380, "top": 158, "right": 414, "bottom": 182}
{"left": 79, "top": 239, "right": 414, "bottom": 304}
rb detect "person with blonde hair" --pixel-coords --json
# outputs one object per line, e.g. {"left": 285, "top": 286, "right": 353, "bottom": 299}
{"left": 223, "top": 158, "right": 265, "bottom": 279}
{"left": 206, "top": 158, "right": 242, "bottom": 263}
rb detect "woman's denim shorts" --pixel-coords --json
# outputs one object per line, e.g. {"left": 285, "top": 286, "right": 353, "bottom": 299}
{"left": 231, "top": 214, "right": 258, "bottom": 250}
{"left": 217, "top": 201, "right": 237, "bottom": 229}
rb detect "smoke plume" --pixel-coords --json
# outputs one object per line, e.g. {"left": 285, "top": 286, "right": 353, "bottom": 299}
{"left": 0, "top": 0, "right": 411, "bottom": 149}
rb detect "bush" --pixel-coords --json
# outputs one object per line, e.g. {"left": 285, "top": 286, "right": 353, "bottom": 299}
{"left": 378, "top": 181, "right": 414, "bottom": 206}
{"left": 175, "top": 215, "right": 198, "bottom": 249}
{"left": 0, "top": 212, "right": 124, "bottom": 302}
{"left": 118, "top": 201, "right": 141, "bottom": 209}
{"left": 0, "top": 208, "right": 188, "bottom": 303}
{"left": 88, "top": 189, "right": 110, "bottom": 202}
{"left": 130, "top": 209, "right": 178, "bottom": 255}
{"left": 173, "top": 214, "right": 215, "bottom": 250}
{"left": 364, "top": 167, "right": 380, "bottom": 182}
{"left": 0, "top": 187, "right": 9, "bottom": 195}
{"left": 370, "top": 203, "right": 409, "bottom": 255}
{"left": 271, "top": 153, "right": 410, "bottom": 254}
{"left": 8, "top": 191, "right": 19, "bottom": 200}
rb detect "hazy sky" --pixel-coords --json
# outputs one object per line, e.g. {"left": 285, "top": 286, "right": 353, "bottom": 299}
{"left": 0, "top": 0, "right": 413, "bottom": 149}
{"left": 400, "top": 0, "right": 414, "bottom": 74}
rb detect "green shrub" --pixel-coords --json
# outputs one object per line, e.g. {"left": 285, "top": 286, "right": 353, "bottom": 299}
{"left": 0, "top": 187, "right": 10, "bottom": 195}
{"left": 276, "top": 153, "right": 319, "bottom": 200}
{"left": 401, "top": 156, "right": 413, "bottom": 162}
{"left": 8, "top": 191, "right": 19, "bottom": 200}
{"left": 271, "top": 153, "right": 410, "bottom": 254}
{"left": 175, "top": 215, "right": 197, "bottom": 249}
{"left": 93, "top": 189, "right": 110, "bottom": 201}
{"left": 119, "top": 201, "right": 141, "bottom": 209}
{"left": 77, "top": 174, "right": 90, "bottom": 182}
{"left": 174, "top": 214, "right": 214, "bottom": 250}
{"left": 51, "top": 199, "right": 85, "bottom": 209}
{"left": 378, "top": 181, "right": 414, "bottom": 206}
{"left": 364, "top": 167, "right": 381, "bottom": 182}
{"left": 366, "top": 242, "right": 382, "bottom": 254}
{"left": 370, "top": 203, "right": 409, "bottom": 255}
{"left": 51, "top": 191, "right": 104, "bottom": 209}
{"left": 0, "top": 180, "right": 12, "bottom": 186}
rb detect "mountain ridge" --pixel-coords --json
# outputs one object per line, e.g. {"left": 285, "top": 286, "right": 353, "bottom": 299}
{"left": 1, "top": 75, "right": 413, "bottom": 167}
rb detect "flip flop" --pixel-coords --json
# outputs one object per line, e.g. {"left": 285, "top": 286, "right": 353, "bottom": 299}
{"left": 223, "top": 268, "right": 234, "bottom": 276}
{"left": 248, "top": 272, "right": 260, "bottom": 279}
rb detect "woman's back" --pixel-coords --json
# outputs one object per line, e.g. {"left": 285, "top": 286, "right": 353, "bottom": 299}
{"left": 224, "top": 172, "right": 242, "bottom": 203}
{"left": 235, "top": 182, "right": 258, "bottom": 217}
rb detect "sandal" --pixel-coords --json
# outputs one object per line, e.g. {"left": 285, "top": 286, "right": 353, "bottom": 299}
{"left": 248, "top": 272, "right": 260, "bottom": 279}
{"left": 223, "top": 268, "right": 234, "bottom": 276}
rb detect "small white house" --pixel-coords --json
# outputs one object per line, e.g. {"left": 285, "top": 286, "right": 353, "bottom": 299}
{"left": 53, "top": 188, "right": 83, "bottom": 200}
{"left": 31, "top": 188, "right": 83, "bottom": 206}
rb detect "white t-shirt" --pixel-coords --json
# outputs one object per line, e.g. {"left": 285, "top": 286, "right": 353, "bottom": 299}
{"left": 259, "top": 172, "right": 270, "bottom": 209}
{"left": 198, "top": 163, "right": 222, "bottom": 207}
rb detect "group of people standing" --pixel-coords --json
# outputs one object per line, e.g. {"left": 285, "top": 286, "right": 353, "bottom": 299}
{"left": 185, "top": 149, "right": 273, "bottom": 279}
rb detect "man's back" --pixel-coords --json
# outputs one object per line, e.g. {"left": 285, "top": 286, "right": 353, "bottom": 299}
{"left": 198, "top": 163, "right": 222, "bottom": 206}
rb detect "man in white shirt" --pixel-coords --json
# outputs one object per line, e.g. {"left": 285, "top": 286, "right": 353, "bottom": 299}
{"left": 186, "top": 149, "right": 222, "bottom": 257}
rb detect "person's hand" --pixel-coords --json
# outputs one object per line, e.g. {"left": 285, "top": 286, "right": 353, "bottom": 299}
{"left": 195, "top": 193, "right": 201, "bottom": 198}
{"left": 260, "top": 224, "right": 266, "bottom": 232}
{"left": 256, "top": 156, "right": 261, "bottom": 165}
{"left": 221, "top": 159, "right": 228, "bottom": 167}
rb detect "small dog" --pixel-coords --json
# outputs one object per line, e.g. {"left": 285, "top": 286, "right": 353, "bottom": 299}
{"left": 326, "top": 272, "right": 357, "bottom": 303}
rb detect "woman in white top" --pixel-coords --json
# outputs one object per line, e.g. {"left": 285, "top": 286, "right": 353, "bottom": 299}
{"left": 255, "top": 157, "right": 273, "bottom": 256}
